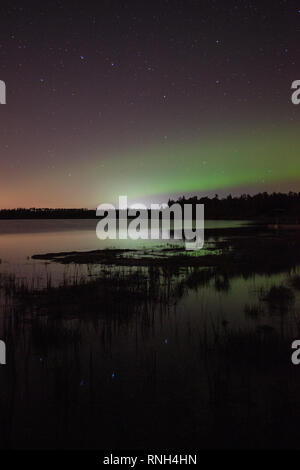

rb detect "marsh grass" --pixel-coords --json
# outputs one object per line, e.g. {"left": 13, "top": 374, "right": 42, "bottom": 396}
{"left": 0, "top": 227, "right": 299, "bottom": 448}
{"left": 244, "top": 303, "right": 264, "bottom": 318}
{"left": 288, "top": 274, "right": 300, "bottom": 290}
{"left": 260, "top": 285, "right": 295, "bottom": 308}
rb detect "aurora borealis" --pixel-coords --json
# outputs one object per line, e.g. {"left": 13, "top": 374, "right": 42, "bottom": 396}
{"left": 0, "top": 0, "right": 300, "bottom": 208}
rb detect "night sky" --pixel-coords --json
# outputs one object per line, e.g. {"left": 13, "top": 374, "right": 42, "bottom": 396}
{"left": 0, "top": 0, "right": 300, "bottom": 208}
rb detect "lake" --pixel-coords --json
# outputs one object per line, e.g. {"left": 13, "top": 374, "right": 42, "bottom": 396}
{"left": 0, "top": 219, "right": 299, "bottom": 448}
{"left": 0, "top": 218, "right": 250, "bottom": 282}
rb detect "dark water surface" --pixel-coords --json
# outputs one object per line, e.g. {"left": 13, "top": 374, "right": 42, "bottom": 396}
{"left": 0, "top": 219, "right": 299, "bottom": 449}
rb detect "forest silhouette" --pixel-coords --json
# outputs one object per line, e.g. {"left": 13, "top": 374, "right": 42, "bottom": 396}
{"left": 0, "top": 192, "right": 299, "bottom": 221}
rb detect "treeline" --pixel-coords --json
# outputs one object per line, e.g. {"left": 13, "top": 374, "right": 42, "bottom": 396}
{"left": 0, "top": 208, "right": 96, "bottom": 219}
{"left": 0, "top": 192, "right": 299, "bottom": 220}
{"left": 168, "top": 192, "right": 300, "bottom": 221}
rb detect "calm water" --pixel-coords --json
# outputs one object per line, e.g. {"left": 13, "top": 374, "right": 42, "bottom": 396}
{"left": 0, "top": 218, "right": 249, "bottom": 280}
{"left": 0, "top": 219, "right": 298, "bottom": 330}
{"left": 0, "top": 219, "right": 299, "bottom": 448}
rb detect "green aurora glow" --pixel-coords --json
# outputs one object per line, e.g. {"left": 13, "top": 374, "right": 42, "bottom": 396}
{"left": 89, "top": 127, "right": 300, "bottom": 204}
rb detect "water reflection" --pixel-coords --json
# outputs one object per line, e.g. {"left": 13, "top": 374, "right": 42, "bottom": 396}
{"left": 0, "top": 220, "right": 299, "bottom": 448}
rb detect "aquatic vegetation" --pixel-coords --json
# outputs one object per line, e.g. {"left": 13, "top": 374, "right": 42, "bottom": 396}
{"left": 244, "top": 304, "right": 264, "bottom": 318}
{"left": 0, "top": 226, "right": 299, "bottom": 449}
{"left": 261, "top": 285, "right": 295, "bottom": 307}
{"left": 288, "top": 274, "right": 300, "bottom": 291}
